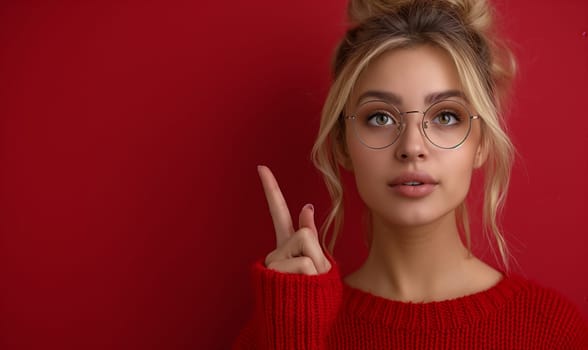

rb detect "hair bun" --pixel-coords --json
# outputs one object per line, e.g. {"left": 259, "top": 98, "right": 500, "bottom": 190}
{"left": 446, "top": 0, "right": 492, "bottom": 33}
{"left": 348, "top": 0, "right": 493, "bottom": 33}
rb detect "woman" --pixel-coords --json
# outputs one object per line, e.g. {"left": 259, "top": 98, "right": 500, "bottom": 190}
{"left": 234, "top": 0, "right": 588, "bottom": 348}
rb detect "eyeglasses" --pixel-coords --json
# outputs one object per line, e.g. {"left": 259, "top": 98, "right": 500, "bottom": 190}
{"left": 344, "top": 99, "right": 480, "bottom": 149}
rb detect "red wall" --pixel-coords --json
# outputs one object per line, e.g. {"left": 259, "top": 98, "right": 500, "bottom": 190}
{"left": 0, "top": 1, "right": 586, "bottom": 348}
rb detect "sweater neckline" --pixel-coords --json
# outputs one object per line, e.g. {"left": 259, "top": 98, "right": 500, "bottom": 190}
{"left": 341, "top": 274, "right": 528, "bottom": 330}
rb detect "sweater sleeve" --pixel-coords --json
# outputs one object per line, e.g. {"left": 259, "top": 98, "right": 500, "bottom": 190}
{"left": 232, "top": 258, "right": 343, "bottom": 350}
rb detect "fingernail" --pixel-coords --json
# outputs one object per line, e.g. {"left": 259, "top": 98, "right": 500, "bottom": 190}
{"left": 306, "top": 204, "right": 314, "bottom": 212}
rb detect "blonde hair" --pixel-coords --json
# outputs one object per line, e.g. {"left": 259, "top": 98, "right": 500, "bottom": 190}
{"left": 311, "top": 0, "right": 517, "bottom": 270}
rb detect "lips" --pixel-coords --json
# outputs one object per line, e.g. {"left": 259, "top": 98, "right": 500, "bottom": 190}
{"left": 389, "top": 172, "right": 438, "bottom": 187}
{"left": 402, "top": 181, "right": 423, "bottom": 186}
{"left": 388, "top": 172, "right": 438, "bottom": 198}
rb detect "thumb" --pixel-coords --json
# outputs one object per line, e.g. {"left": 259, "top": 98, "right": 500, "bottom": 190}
{"left": 298, "top": 203, "right": 318, "bottom": 235}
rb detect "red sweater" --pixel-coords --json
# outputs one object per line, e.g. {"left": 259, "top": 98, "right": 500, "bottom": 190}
{"left": 233, "top": 260, "right": 588, "bottom": 349}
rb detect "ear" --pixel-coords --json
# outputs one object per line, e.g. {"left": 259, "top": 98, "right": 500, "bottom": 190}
{"left": 473, "top": 140, "right": 488, "bottom": 169}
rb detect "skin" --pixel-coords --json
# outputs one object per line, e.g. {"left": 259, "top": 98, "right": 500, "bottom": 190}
{"left": 259, "top": 44, "right": 501, "bottom": 303}
{"left": 259, "top": 165, "right": 331, "bottom": 275}
{"left": 343, "top": 45, "right": 502, "bottom": 302}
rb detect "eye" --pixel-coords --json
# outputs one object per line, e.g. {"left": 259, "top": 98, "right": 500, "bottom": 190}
{"left": 367, "top": 112, "right": 396, "bottom": 127}
{"left": 431, "top": 111, "right": 461, "bottom": 125}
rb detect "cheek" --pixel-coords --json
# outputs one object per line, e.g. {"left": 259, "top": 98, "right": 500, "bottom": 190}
{"left": 346, "top": 130, "right": 382, "bottom": 177}
{"left": 345, "top": 132, "right": 390, "bottom": 203}
{"left": 446, "top": 161, "right": 474, "bottom": 195}
{"left": 441, "top": 147, "right": 479, "bottom": 199}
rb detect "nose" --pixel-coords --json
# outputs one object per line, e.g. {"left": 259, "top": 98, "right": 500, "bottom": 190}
{"left": 394, "top": 111, "right": 428, "bottom": 161}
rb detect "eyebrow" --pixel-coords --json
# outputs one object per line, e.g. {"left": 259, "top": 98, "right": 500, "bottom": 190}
{"left": 356, "top": 89, "right": 468, "bottom": 106}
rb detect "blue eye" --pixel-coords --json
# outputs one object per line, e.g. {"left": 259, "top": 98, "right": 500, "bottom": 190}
{"left": 367, "top": 112, "right": 396, "bottom": 126}
{"left": 431, "top": 111, "right": 461, "bottom": 125}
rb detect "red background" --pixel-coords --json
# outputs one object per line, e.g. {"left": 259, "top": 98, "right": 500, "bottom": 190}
{"left": 0, "top": 1, "right": 586, "bottom": 349}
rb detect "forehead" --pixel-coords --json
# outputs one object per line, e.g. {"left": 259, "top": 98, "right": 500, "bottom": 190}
{"left": 350, "top": 45, "right": 463, "bottom": 108}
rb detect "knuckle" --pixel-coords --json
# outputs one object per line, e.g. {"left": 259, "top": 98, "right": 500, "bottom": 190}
{"left": 322, "top": 259, "right": 332, "bottom": 273}
{"left": 299, "top": 256, "right": 315, "bottom": 273}
{"left": 266, "top": 261, "right": 282, "bottom": 272}
{"left": 296, "top": 228, "right": 316, "bottom": 242}
{"left": 264, "top": 250, "right": 277, "bottom": 267}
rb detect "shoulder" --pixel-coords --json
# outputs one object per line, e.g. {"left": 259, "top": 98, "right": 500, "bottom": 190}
{"left": 508, "top": 274, "right": 583, "bottom": 316}
{"left": 503, "top": 274, "right": 588, "bottom": 347}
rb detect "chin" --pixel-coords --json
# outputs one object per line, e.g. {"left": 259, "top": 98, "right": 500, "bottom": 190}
{"left": 372, "top": 204, "right": 456, "bottom": 229}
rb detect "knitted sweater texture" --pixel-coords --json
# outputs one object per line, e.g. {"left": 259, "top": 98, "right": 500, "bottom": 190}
{"left": 233, "top": 260, "right": 588, "bottom": 349}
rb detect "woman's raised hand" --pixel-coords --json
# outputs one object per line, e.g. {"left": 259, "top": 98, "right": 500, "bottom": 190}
{"left": 257, "top": 165, "right": 332, "bottom": 275}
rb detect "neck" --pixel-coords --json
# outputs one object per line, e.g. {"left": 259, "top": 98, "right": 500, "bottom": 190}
{"left": 347, "top": 210, "right": 484, "bottom": 302}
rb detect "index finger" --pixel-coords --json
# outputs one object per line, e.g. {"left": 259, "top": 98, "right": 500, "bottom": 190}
{"left": 257, "top": 165, "right": 295, "bottom": 246}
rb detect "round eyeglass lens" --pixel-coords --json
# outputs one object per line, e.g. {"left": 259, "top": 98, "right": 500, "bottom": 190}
{"left": 351, "top": 101, "right": 403, "bottom": 149}
{"left": 422, "top": 100, "right": 472, "bottom": 149}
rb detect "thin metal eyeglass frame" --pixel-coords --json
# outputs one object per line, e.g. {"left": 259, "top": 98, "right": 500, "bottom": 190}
{"left": 344, "top": 99, "right": 480, "bottom": 150}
